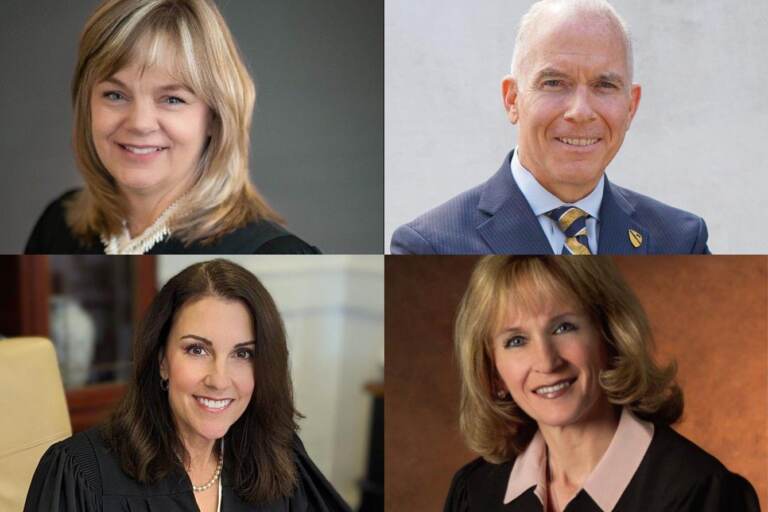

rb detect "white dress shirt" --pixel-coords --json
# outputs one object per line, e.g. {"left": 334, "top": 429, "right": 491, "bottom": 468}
{"left": 510, "top": 148, "right": 604, "bottom": 254}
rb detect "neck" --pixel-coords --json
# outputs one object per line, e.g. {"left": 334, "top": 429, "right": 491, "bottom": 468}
{"left": 539, "top": 402, "right": 620, "bottom": 489}
{"left": 183, "top": 435, "right": 218, "bottom": 477}
{"left": 122, "top": 180, "right": 192, "bottom": 238}
{"left": 517, "top": 149, "right": 601, "bottom": 203}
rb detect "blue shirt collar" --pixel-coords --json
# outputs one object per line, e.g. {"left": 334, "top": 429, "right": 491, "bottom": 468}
{"left": 510, "top": 148, "right": 604, "bottom": 220}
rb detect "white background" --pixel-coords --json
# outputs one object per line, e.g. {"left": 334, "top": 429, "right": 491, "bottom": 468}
{"left": 385, "top": 1, "right": 768, "bottom": 253}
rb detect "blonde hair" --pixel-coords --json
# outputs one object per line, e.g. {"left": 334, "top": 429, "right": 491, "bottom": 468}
{"left": 68, "top": 0, "right": 281, "bottom": 245}
{"left": 455, "top": 256, "right": 682, "bottom": 463}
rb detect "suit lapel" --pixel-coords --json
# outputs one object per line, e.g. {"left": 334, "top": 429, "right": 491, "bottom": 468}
{"left": 597, "top": 177, "right": 649, "bottom": 255}
{"left": 475, "top": 151, "right": 554, "bottom": 255}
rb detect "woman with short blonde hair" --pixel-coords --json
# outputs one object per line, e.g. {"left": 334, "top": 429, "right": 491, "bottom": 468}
{"left": 446, "top": 256, "right": 758, "bottom": 512}
{"left": 25, "top": 0, "right": 318, "bottom": 254}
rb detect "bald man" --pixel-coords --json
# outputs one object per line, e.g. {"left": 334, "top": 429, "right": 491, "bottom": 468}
{"left": 391, "top": 0, "right": 710, "bottom": 255}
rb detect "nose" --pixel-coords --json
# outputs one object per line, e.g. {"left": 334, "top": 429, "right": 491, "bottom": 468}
{"left": 124, "top": 98, "right": 159, "bottom": 134}
{"left": 563, "top": 85, "right": 597, "bottom": 124}
{"left": 531, "top": 337, "right": 564, "bottom": 374}
{"left": 203, "top": 361, "right": 230, "bottom": 390}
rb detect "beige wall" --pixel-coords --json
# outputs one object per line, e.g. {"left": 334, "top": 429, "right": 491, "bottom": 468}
{"left": 385, "top": 256, "right": 767, "bottom": 511}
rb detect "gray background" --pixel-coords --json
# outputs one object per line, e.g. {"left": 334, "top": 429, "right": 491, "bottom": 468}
{"left": 385, "top": 1, "right": 768, "bottom": 253}
{"left": 1, "top": 0, "right": 383, "bottom": 254}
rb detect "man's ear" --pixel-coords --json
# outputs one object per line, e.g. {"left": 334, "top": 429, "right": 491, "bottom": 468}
{"left": 625, "top": 83, "right": 642, "bottom": 131}
{"left": 502, "top": 75, "right": 520, "bottom": 124}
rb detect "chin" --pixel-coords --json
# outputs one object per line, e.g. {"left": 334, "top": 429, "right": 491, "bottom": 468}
{"left": 555, "top": 162, "right": 602, "bottom": 179}
{"left": 191, "top": 421, "right": 232, "bottom": 441}
{"left": 528, "top": 395, "right": 593, "bottom": 428}
{"left": 106, "top": 166, "right": 155, "bottom": 184}
{"left": 534, "top": 410, "right": 582, "bottom": 428}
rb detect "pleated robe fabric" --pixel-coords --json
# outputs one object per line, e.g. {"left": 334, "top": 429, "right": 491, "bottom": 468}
{"left": 24, "top": 427, "right": 351, "bottom": 512}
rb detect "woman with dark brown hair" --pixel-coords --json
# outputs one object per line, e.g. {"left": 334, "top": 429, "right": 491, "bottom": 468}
{"left": 24, "top": 259, "right": 349, "bottom": 511}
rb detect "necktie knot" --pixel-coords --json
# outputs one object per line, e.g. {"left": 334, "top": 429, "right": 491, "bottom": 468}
{"left": 546, "top": 206, "right": 591, "bottom": 255}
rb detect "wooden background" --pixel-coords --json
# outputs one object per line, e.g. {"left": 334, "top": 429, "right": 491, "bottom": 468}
{"left": 385, "top": 256, "right": 767, "bottom": 511}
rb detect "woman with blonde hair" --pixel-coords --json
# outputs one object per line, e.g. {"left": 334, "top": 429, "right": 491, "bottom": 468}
{"left": 25, "top": 0, "right": 318, "bottom": 254}
{"left": 445, "top": 256, "right": 758, "bottom": 512}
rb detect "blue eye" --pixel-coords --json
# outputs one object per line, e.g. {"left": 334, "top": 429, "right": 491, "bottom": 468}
{"left": 504, "top": 336, "right": 526, "bottom": 348}
{"left": 542, "top": 79, "right": 564, "bottom": 88}
{"left": 103, "top": 91, "right": 125, "bottom": 101}
{"left": 164, "top": 96, "right": 186, "bottom": 105}
{"left": 553, "top": 322, "right": 577, "bottom": 335}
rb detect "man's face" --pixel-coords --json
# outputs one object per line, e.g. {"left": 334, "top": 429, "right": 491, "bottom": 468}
{"left": 503, "top": 12, "right": 641, "bottom": 203}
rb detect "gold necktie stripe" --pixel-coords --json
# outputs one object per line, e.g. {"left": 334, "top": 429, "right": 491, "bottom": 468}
{"left": 565, "top": 237, "right": 591, "bottom": 255}
{"left": 557, "top": 208, "right": 587, "bottom": 232}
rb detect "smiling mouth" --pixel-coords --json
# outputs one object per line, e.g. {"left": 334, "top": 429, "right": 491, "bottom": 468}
{"left": 194, "top": 396, "right": 234, "bottom": 411}
{"left": 556, "top": 137, "right": 600, "bottom": 147}
{"left": 533, "top": 377, "right": 577, "bottom": 398}
{"left": 118, "top": 143, "right": 169, "bottom": 155}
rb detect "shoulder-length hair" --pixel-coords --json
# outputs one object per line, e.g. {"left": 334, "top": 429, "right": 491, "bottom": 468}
{"left": 67, "top": 0, "right": 281, "bottom": 245}
{"left": 103, "top": 259, "right": 299, "bottom": 503}
{"left": 455, "top": 256, "right": 682, "bottom": 463}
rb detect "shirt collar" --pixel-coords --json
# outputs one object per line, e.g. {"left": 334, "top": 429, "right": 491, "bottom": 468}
{"left": 503, "top": 408, "right": 654, "bottom": 511}
{"left": 504, "top": 428, "right": 548, "bottom": 506}
{"left": 510, "top": 147, "right": 604, "bottom": 220}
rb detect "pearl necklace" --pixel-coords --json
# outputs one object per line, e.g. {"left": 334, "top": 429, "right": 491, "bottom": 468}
{"left": 192, "top": 438, "right": 224, "bottom": 493}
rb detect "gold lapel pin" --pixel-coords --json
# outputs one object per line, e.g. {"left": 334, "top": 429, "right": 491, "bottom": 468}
{"left": 628, "top": 229, "right": 643, "bottom": 248}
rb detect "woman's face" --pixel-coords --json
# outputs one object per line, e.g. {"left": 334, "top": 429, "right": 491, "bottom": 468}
{"left": 160, "top": 296, "right": 255, "bottom": 447}
{"left": 90, "top": 61, "right": 211, "bottom": 199}
{"left": 492, "top": 287, "right": 610, "bottom": 429}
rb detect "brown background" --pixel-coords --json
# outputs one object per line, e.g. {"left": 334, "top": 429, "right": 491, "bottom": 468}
{"left": 385, "top": 256, "right": 768, "bottom": 511}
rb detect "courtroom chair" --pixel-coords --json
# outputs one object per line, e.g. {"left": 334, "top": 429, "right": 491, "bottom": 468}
{"left": 0, "top": 337, "right": 72, "bottom": 511}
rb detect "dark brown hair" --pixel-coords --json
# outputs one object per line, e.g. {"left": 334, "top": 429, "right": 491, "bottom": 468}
{"left": 455, "top": 256, "right": 683, "bottom": 463}
{"left": 103, "top": 259, "right": 299, "bottom": 503}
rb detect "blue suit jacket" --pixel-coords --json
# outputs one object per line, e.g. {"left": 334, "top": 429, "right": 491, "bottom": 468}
{"left": 391, "top": 151, "right": 710, "bottom": 254}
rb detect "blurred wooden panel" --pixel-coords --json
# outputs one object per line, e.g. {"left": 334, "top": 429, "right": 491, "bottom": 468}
{"left": 0, "top": 256, "right": 49, "bottom": 337}
{"left": 66, "top": 382, "right": 127, "bottom": 434}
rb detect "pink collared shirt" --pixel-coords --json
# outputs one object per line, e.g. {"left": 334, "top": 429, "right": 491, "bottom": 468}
{"left": 504, "top": 408, "right": 654, "bottom": 511}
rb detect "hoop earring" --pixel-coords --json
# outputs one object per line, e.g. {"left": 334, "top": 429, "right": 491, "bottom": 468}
{"left": 160, "top": 378, "right": 169, "bottom": 391}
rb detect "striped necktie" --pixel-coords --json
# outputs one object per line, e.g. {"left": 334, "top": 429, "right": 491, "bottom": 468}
{"left": 546, "top": 206, "right": 592, "bottom": 255}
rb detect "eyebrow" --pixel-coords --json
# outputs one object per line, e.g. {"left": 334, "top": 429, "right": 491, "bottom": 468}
{"left": 595, "top": 72, "right": 626, "bottom": 88}
{"left": 532, "top": 67, "right": 626, "bottom": 88}
{"left": 495, "top": 312, "right": 580, "bottom": 335}
{"left": 102, "top": 76, "right": 193, "bottom": 94}
{"left": 532, "top": 67, "right": 570, "bottom": 82}
{"left": 179, "top": 334, "right": 256, "bottom": 348}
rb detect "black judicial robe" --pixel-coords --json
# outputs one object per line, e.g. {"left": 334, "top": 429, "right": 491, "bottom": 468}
{"left": 25, "top": 190, "right": 321, "bottom": 254}
{"left": 444, "top": 425, "right": 761, "bottom": 512}
{"left": 24, "top": 427, "right": 351, "bottom": 512}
